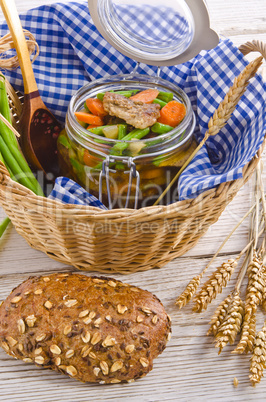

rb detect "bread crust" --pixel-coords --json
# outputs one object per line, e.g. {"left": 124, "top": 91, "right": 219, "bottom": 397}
{"left": 0, "top": 273, "right": 171, "bottom": 384}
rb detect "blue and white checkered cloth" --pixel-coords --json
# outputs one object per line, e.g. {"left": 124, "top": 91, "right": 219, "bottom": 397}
{"left": 0, "top": 1, "right": 265, "bottom": 203}
{"left": 48, "top": 176, "right": 107, "bottom": 209}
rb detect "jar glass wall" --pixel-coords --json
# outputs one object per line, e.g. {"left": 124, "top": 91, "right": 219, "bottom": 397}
{"left": 58, "top": 74, "right": 196, "bottom": 209}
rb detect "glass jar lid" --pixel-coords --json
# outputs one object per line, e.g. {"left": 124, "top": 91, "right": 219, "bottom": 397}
{"left": 88, "top": 0, "right": 219, "bottom": 66}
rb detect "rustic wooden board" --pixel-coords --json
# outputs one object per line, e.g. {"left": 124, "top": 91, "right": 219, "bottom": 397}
{"left": 0, "top": 0, "right": 265, "bottom": 401}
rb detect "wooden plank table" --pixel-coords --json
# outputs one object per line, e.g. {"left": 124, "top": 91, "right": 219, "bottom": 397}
{"left": 0, "top": 0, "right": 265, "bottom": 400}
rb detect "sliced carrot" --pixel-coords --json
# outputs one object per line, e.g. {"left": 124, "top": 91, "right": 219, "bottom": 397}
{"left": 75, "top": 112, "right": 104, "bottom": 126}
{"left": 130, "top": 89, "right": 159, "bottom": 104}
{"left": 157, "top": 101, "right": 186, "bottom": 127}
{"left": 85, "top": 98, "right": 108, "bottom": 116}
{"left": 83, "top": 149, "right": 102, "bottom": 167}
{"left": 87, "top": 124, "right": 99, "bottom": 130}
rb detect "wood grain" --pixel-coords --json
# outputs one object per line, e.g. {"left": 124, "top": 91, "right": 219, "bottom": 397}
{"left": 0, "top": 0, "right": 265, "bottom": 401}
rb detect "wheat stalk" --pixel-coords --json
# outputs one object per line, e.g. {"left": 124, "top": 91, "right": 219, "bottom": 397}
{"left": 249, "top": 322, "right": 266, "bottom": 386}
{"left": 208, "top": 166, "right": 263, "bottom": 354}
{"left": 233, "top": 165, "right": 264, "bottom": 355}
{"left": 175, "top": 204, "right": 256, "bottom": 309}
{"left": 153, "top": 56, "right": 263, "bottom": 206}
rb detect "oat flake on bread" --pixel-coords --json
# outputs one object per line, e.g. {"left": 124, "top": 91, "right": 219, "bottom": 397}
{"left": 0, "top": 273, "right": 171, "bottom": 384}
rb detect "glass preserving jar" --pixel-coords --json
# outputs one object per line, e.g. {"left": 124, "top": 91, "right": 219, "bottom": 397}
{"left": 57, "top": 74, "right": 196, "bottom": 209}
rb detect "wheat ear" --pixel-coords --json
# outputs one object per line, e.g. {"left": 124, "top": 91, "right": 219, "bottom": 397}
{"left": 249, "top": 321, "right": 266, "bottom": 386}
{"left": 214, "top": 290, "right": 244, "bottom": 355}
{"left": 153, "top": 56, "right": 263, "bottom": 206}
{"left": 193, "top": 259, "right": 239, "bottom": 313}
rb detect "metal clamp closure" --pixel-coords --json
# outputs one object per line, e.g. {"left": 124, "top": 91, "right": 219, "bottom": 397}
{"left": 99, "top": 156, "right": 140, "bottom": 209}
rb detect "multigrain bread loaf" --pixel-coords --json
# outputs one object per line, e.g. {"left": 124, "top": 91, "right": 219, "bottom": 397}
{"left": 0, "top": 273, "right": 171, "bottom": 384}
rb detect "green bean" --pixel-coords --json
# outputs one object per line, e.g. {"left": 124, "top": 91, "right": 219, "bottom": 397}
{"left": 70, "top": 157, "right": 85, "bottom": 178}
{"left": 151, "top": 122, "right": 173, "bottom": 134}
{"left": 83, "top": 101, "right": 90, "bottom": 112}
{"left": 97, "top": 90, "right": 139, "bottom": 101}
{"left": 157, "top": 91, "right": 173, "bottom": 103}
{"left": 152, "top": 154, "right": 165, "bottom": 167}
{"left": 58, "top": 133, "right": 72, "bottom": 149}
{"left": 0, "top": 216, "right": 10, "bottom": 238}
{"left": 0, "top": 136, "right": 39, "bottom": 193}
{"left": 0, "top": 76, "right": 44, "bottom": 196}
{"left": 87, "top": 125, "right": 112, "bottom": 136}
{"left": 111, "top": 128, "right": 150, "bottom": 155}
{"left": 118, "top": 124, "right": 127, "bottom": 140}
{"left": 96, "top": 91, "right": 113, "bottom": 101}
{"left": 0, "top": 75, "right": 17, "bottom": 148}
{"left": 152, "top": 99, "right": 167, "bottom": 108}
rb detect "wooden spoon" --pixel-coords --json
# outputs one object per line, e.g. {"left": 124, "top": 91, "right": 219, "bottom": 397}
{"left": 0, "top": 0, "right": 61, "bottom": 176}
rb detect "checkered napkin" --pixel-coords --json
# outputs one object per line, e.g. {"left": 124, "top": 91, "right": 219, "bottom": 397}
{"left": 48, "top": 176, "right": 107, "bottom": 209}
{"left": 0, "top": 1, "right": 265, "bottom": 202}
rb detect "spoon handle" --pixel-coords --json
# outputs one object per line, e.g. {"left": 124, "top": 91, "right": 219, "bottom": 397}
{"left": 0, "top": 0, "right": 38, "bottom": 95}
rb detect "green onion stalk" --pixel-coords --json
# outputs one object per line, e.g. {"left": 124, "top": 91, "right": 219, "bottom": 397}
{"left": 0, "top": 74, "right": 44, "bottom": 238}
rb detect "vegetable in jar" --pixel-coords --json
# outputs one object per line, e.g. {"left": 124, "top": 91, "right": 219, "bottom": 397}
{"left": 58, "top": 75, "right": 196, "bottom": 209}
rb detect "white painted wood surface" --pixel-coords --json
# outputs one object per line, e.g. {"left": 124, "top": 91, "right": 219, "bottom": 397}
{"left": 0, "top": 0, "right": 265, "bottom": 400}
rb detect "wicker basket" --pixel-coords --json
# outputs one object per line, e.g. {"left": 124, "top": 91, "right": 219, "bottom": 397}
{"left": 0, "top": 41, "right": 265, "bottom": 274}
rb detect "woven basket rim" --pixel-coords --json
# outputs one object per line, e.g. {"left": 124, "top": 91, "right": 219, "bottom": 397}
{"left": 0, "top": 136, "right": 265, "bottom": 222}
{"left": 0, "top": 39, "right": 265, "bottom": 221}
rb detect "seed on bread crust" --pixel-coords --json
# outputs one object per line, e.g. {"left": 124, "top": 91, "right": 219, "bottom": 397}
{"left": 0, "top": 273, "right": 171, "bottom": 384}
{"left": 34, "top": 289, "right": 43, "bottom": 295}
{"left": 35, "top": 356, "right": 45, "bottom": 365}
{"left": 91, "top": 332, "right": 101, "bottom": 345}
{"left": 6, "top": 336, "right": 17, "bottom": 347}
{"left": 81, "top": 331, "right": 91, "bottom": 344}
{"left": 125, "top": 344, "right": 135, "bottom": 354}
{"left": 55, "top": 357, "right": 61, "bottom": 366}
{"left": 117, "top": 304, "right": 128, "bottom": 314}
{"left": 17, "top": 319, "right": 25, "bottom": 334}
{"left": 102, "top": 335, "right": 116, "bottom": 347}
{"left": 66, "top": 365, "right": 77, "bottom": 377}
{"left": 64, "top": 299, "right": 78, "bottom": 308}
{"left": 11, "top": 296, "right": 22, "bottom": 304}
{"left": 100, "top": 361, "right": 109, "bottom": 375}
{"left": 65, "top": 349, "right": 75, "bottom": 358}
{"left": 93, "top": 367, "right": 101, "bottom": 376}
{"left": 36, "top": 334, "right": 46, "bottom": 342}
{"left": 50, "top": 345, "right": 61, "bottom": 355}
{"left": 152, "top": 315, "right": 158, "bottom": 325}
{"left": 79, "top": 309, "right": 89, "bottom": 318}
{"left": 26, "top": 315, "right": 37, "bottom": 327}
{"left": 108, "top": 281, "right": 117, "bottom": 288}
{"left": 44, "top": 301, "right": 53, "bottom": 309}
{"left": 63, "top": 325, "right": 72, "bottom": 336}
{"left": 140, "top": 357, "right": 149, "bottom": 367}
{"left": 110, "top": 360, "right": 123, "bottom": 372}
{"left": 34, "top": 347, "right": 43, "bottom": 355}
